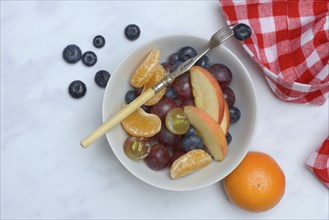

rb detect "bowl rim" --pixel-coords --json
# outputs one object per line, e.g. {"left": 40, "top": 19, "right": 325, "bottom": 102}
{"left": 102, "top": 34, "right": 258, "bottom": 191}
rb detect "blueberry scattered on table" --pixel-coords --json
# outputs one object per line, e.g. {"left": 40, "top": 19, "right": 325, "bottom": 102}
{"left": 124, "top": 24, "right": 141, "bottom": 41}
{"left": 94, "top": 70, "right": 111, "bottom": 88}
{"left": 81, "top": 51, "right": 97, "bottom": 67}
{"left": 68, "top": 80, "right": 86, "bottom": 98}
{"left": 63, "top": 44, "right": 82, "bottom": 64}
{"left": 233, "top": 23, "right": 252, "bottom": 41}
{"left": 229, "top": 106, "right": 241, "bottom": 123}
{"left": 178, "top": 46, "right": 197, "bottom": 61}
{"left": 226, "top": 132, "right": 232, "bottom": 145}
{"left": 93, "top": 35, "right": 105, "bottom": 48}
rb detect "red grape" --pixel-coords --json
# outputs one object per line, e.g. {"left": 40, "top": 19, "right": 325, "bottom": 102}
{"left": 144, "top": 144, "right": 171, "bottom": 170}
{"left": 208, "top": 64, "right": 232, "bottom": 88}
{"left": 222, "top": 86, "right": 236, "bottom": 108}
{"left": 156, "top": 124, "right": 181, "bottom": 147}
{"left": 169, "top": 150, "right": 186, "bottom": 166}
{"left": 178, "top": 98, "right": 195, "bottom": 108}
{"left": 150, "top": 97, "right": 175, "bottom": 121}
{"left": 173, "top": 72, "right": 193, "bottom": 98}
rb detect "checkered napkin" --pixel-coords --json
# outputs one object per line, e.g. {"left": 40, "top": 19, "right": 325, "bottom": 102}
{"left": 219, "top": 0, "right": 329, "bottom": 105}
{"left": 306, "top": 137, "right": 329, "bottom": 188}
{"left": 218, "top": 0, "right": 329, "bottom": 188}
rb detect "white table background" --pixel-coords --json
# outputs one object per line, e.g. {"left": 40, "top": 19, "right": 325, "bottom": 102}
{"left": 1, "top": 1, "right": 328, "bottom": 219}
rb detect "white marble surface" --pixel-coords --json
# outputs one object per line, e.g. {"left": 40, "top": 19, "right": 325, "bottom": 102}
{"left": 1, "top": 1, "right": 328, "bottom": 219}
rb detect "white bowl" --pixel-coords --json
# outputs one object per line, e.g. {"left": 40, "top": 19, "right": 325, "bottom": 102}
{"left": 102, "top": 35, "right": 258, "bottom": 191}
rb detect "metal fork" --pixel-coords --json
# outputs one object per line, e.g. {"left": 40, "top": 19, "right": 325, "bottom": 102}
{"left": 81, "top": 25, "right": 235, "bottom": 148}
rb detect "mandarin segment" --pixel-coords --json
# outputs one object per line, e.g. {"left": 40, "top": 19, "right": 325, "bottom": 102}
{"left": 130, "top": 49, "right": 160, "bottom": 88}
{"left": 170, "top": 149, "right": 212, "bottom": 179}
{"left": 121, "top": 107, "right": 161, "bottom": 138}
{"left": 142, "top": 64, "right": 167, "bottom": 106}
{"left": 223, "top": 151, "right": 286, "bottom": 212}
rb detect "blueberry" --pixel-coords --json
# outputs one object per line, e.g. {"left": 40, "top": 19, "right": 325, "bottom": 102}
{"left": 93, "top": 35, "right": 105, "bottom": 48}
{"left": 168, "top": 53, "right": 180, "bottom": 65}
{"left": 165, "top": 87, "right": 177, "bottom": 99}
{"left": 233, "top": 23, "right": 252, "bottom": 41}
{"left": 94, "top": 70, "right": 110, "bottom": 88}
{"left": 81, "top": 51, "right": 97, "bottom": 67}
{"left": 226, "top": 132, "right": 232, "bottom": 145}
{"left": 178, "top": 46, "right": 197, "bottom": 61}
{"left": 125, "top": 90, "right": 137, "bottom": 103}
{"left": 185, "top": 126, "right": 197, "bottom": 136}
{"left": 170, "top": 61, "right": 182, "bottom": 72}
{"left": 182, "top": 134, "right": 203, "bottom": 152}
{"left": 124, "top": 24, "right": 141, "bottom": 41}
{"left": 141, "top": 105, "right": 150, "bottom": 112}
{"left": 62, "top": 44, "right": 82, "bottom": 64}
{"left": 68, "top": 80, "right": 86, "bottom": 98}
{"left": 229, "top": 106, "right": 241, "bottom": 123}
{"left": 195, "top": 55, "right": 210, "bottom": 69}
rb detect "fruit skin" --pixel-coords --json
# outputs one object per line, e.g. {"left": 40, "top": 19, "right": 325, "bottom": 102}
{"left": 233, "top": 23, "right": 252, "bottom": 41}
{"left": 170, "top": 149, "right": 212, "bottom": 179}
{"left": 208, "top": 64, "right": 232, "bottom": 88}
{"left": 94, "top": 70, "right": 111, "bottom": 88}
{"left": 229, "top": 106, "right": 241, "bottom": 123}
{"left": 178, "top": 46, "right": 197, "bottom": 61}
{"left": 125, "top": 90, "right": 137, "bottom": 103}
{"left": 93, "top": 35, "right": 105, "bottom": 48}
{"left": 81, "top": 51, "right": 97, "bottom": 67}
{"left": 219, "top": 101, "right": 230, "bottom": 135}
{"left": 184, "top": 106, "right": 227, "bottom": 161}
{"left": 121, "top": 107, "right": 161, "bottom": 138}
{"left": 142, "top": 64, "right": 166, "bottom": 106}
{"left": 195, "top": 55, "right": 210, "bottom": 69}
{"left": 130, "top": 49, "right": 160, "bottom": 88}
{"left": 124, "top": 24, "right": 141, "bottom": 41}
{"left": 226, "top": 132, "right": 232, "bottom": 145}
{"left": 63, "top": 44, "right": 82, "bottom": 64}
{"left": 68, "top": 80, "right": 86, "bottom": 98}
{"left": 144, "top": 144, "right": 171, "bottom": 170}
{"left": 222, "top": 87, "right": 235, "bottom": 108}
{"left": 223, "top": 151, "right": 286, "bottom": 212}
{"left": 150, "top": 97, "right": 175, "bottom": 121}
{"left": 190, "top": 66, "right": 225, "bottom": 123}
{"left": 181, "top": 134, "right": 203, "bottom": 152}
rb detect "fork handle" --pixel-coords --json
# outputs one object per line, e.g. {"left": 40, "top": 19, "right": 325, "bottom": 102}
{"left": 80, "top": 88, "right": 156, "bottom": 148}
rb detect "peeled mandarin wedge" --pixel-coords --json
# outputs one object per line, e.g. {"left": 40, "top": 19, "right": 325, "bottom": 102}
{"left": 142, "top": 64, "right": 167, "bottom": 106}
{"left": 130, "top": 49, "right": 160, "bottom": 88}
{"left": 170, "top": 149, "right": 212, "bottom": 179}
{"left": 121, "top": 107, "right": 161, "bottom": 138}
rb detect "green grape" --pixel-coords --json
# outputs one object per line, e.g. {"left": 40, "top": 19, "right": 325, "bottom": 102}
{"left": 124, "top": 136, "right": 151, "bottom": 160}
{"left": 165, "top": 107, "right": 190, "bottom": 135}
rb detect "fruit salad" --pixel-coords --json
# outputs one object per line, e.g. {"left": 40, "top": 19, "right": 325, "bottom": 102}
{"left": 121, "top": 46, "right": 241, "bottom": 179}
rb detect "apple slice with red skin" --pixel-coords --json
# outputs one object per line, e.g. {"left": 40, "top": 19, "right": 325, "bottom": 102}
{"left": 190, "top": 66, "right": 225, "bottom": 123}
{"left": 220, "top": 101, "right": 230, "bottom": 135}
{"left": 184, "top": 106, "right": 227, "bottom": 161}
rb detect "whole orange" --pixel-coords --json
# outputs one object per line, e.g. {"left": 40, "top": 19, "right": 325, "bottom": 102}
{"left": 223, "top": 151, "right": 286, "bottom": 212}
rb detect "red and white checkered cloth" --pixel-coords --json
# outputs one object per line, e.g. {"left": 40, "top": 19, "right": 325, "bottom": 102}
{"left": 218, "top": 0, "right": 329, "bottom": 188}
{"left": 306, "top": 137, "right": 329, "bottom": 188}
{"left": 219, "top": 0, "right": 329, "bottom": 105}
